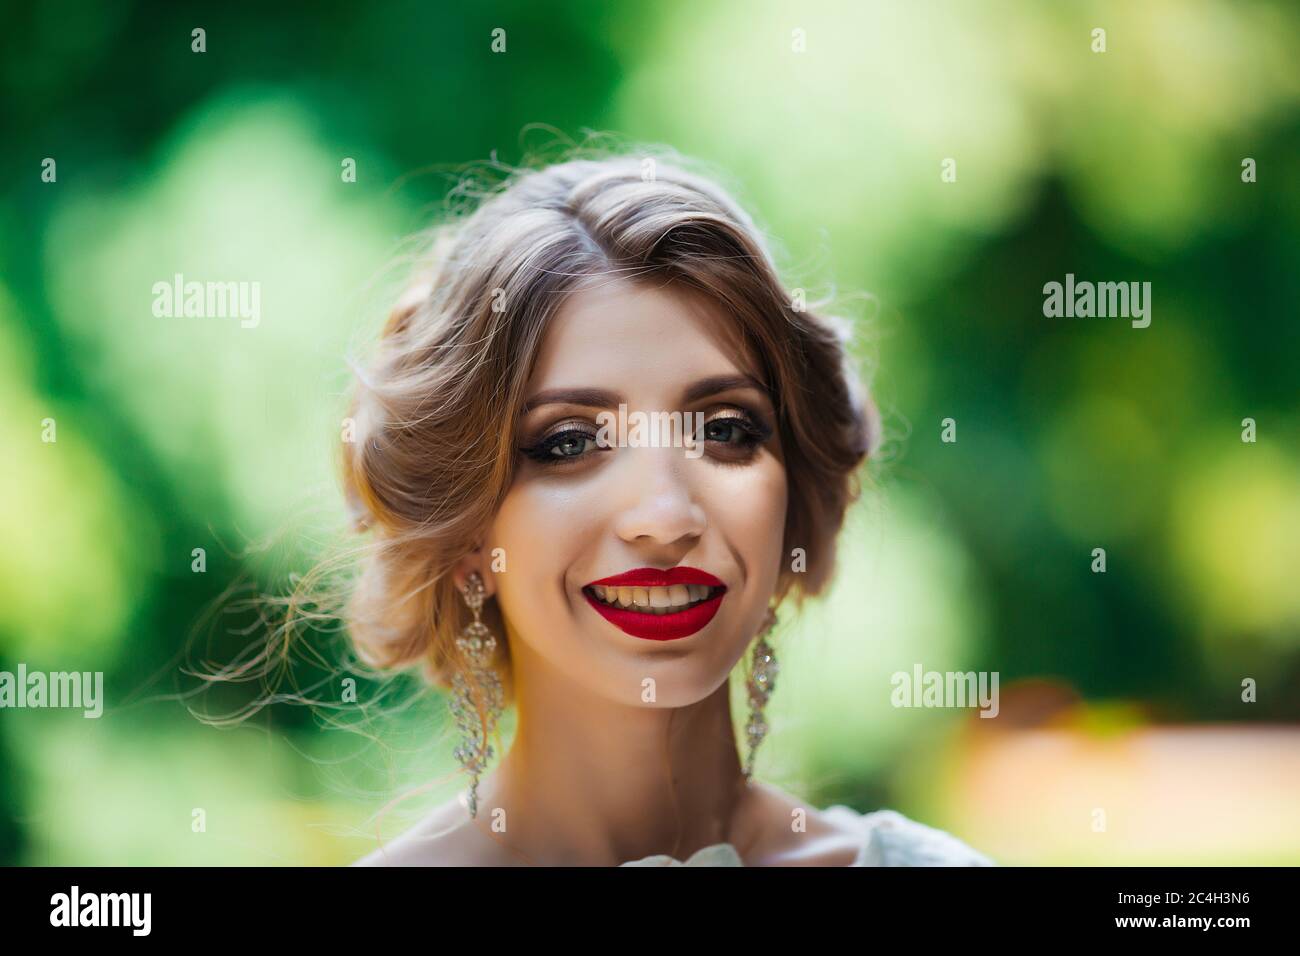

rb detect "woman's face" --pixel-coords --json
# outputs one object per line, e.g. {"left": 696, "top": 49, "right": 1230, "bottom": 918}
{"left": 483, "top": 277, "right": 788, "bottom": 708}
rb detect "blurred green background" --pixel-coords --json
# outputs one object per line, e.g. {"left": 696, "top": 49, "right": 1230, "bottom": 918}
{"left": 3, "top": 0, "right": 1298, "bottom": 865}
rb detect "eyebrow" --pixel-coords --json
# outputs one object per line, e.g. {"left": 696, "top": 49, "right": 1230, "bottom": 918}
{"left": 521, "top": 374, "right": 769, "bottom": 415}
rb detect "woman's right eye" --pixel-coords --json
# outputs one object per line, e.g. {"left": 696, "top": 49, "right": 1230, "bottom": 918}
{"left": 520, "top": 428, "right": 603, "bottom": 465}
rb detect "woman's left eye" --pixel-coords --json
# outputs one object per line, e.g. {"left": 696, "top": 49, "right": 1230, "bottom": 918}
{"left": 704, "top": 416, "right": 756, "bottom": 444}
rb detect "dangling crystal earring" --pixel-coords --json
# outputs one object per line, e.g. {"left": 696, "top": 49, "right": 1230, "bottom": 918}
{"left": 449, "top": 572, "right": 504, "bottom": 819}
{"left": 743, "top": 607, "right": 779, "bottom": 781}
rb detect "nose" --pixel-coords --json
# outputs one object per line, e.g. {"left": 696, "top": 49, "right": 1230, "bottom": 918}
{"left": 612, "top": 445, "right": 707, "bottom": 550}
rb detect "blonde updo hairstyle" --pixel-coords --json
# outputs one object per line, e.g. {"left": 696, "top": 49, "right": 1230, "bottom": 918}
{"left": 341, "top": 150, "right": 879, "bottom": 707}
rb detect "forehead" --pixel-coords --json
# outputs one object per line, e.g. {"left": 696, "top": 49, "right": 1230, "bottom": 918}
{"left": 527, "top": 277, "right": 761, "bottom": 392}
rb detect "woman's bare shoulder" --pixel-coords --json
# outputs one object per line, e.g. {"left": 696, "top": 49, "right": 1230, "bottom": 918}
{"left": 351, "top": 798, "right": 513, "bottom": 867}
{"left": 822, "top": 805, "right": 997, "bottom": 866}
{"left": 741, "top": 781, "right": 867, "bottom": 866}
{"left": 744, "top": 783, "right": 995, "bottom": 866}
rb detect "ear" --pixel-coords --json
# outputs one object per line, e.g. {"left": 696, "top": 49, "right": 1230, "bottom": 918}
{"left": 451, "top": 545, "right": 496, "bottom": 599}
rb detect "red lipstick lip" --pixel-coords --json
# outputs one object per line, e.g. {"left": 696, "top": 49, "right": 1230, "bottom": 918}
{"left": 587, "top": 566, "right": 724, "bottom": 589}
{"left": 582, "top": 588, "right": 726, "bottom": 642}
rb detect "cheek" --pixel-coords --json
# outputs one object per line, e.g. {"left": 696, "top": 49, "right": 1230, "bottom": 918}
{"left": 485, "top": 480, "right": 597, "bottom": 614}
{"left": 697, "top": 456, "right": 788, "bottom": 581}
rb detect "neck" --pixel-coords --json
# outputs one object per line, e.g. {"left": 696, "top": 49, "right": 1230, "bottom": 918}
{"left": 471, "top": 633, "right": 754, "bottom": 866}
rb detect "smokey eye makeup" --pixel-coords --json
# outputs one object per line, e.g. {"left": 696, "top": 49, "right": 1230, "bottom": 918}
{"left": 517, "top": 404, "right": 775, "bottom": 467}
{"left": 518, "top": 417, "right": 608, "bottom": 465}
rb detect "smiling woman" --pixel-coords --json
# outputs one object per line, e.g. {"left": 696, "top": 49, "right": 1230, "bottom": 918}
{"left": 335, "top": 148, "right": 993, "bottom": 866}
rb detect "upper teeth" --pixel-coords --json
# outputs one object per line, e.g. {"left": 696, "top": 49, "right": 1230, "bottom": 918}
{"left": 591, "top": 584, "right": 714, "bottom": 613}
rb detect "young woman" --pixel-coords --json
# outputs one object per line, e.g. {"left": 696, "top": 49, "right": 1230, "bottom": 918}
{"left": 345, "top": 151, "right": 994, "bottom": 866}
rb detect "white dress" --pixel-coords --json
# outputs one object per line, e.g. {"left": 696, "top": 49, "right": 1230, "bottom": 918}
{"left": 619, "top": 806, "right": 996, "bottom": 866}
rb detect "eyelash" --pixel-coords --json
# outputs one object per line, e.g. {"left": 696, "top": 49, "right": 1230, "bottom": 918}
{"left": 518, "top": 408, "right": 774, "bottom": 467}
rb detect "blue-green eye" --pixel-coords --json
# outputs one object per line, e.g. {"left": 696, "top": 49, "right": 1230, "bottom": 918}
{"left": 702, "top": 412, "right": 772, "bottom": 447}
{"left": 520, "top": 427, "right": 601, "bottom": 464}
